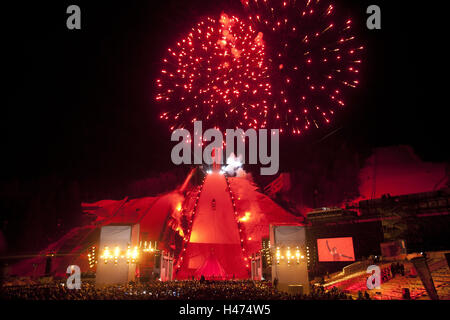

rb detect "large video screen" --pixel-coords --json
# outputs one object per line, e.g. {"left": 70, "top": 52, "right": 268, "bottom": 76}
{"left": 317, "top": 237, "right": 355, "bottom": 262}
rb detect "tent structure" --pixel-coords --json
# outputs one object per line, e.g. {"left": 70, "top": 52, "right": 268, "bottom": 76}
{"left": 194, "top": 251, "right": 227, "bottom": 280}
{"left": 9, "top": 168, "right": 303, "bottom": 280}
{"left": 9, "top": 192, "right": 183, "bottom": 278}
{"left": 176, "top": 172, "right": 249, "bottom": 279}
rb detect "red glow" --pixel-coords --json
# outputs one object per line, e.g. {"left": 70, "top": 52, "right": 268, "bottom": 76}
{"left": 157, "top": 2, "right": 363, "bottom": 135}
{"left": 241, "top": 0, "right": 364, "bottom": 133}
{"left": 156, "top": 13, "right": 271, "bottom": 132}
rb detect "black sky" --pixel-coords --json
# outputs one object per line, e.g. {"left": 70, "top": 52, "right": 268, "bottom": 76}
{"left": 2, "top": 0, "right": 447, "bottom": 188}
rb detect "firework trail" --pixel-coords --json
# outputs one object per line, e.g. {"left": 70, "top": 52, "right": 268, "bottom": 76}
{"left": 242, "top": 0, "right": 363, "bottom": 134}
{"left": 156, "top": 1, "right": 363, "bottom": 136}
{"left": 156, "top": 13, "right": 272, "bottom": 131}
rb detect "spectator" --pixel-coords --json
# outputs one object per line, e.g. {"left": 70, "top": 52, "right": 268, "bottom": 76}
{"left": 0, "top": 279, "right": 352, "bottom": 300}
{"left": 357, "top": 291, "right": 363, "bottom": 300}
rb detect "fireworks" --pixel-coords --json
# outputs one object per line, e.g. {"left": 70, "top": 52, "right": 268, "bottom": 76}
{"left": 156, "top": 1, "right": 363, "bottom": 135}
{"left": 242, "top": 0, "right": 363, "bottom": 134}
{"left": 156, "top": 13, "right": 272, "bottom": 131}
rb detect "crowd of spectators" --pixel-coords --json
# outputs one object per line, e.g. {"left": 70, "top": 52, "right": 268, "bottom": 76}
{"left": 1, "top": 280, "right": 354, "bottom": 300}
{"left": 391, "top": 262, "right": 405, "bottom": 277}
{"left": 381, "top": 267, "right": 392, "bottom": 282}
{"left": 379, "top": 262, "right": 406, "bottom": 283}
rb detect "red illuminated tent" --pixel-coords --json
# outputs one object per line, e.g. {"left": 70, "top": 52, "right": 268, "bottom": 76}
{"left": 194, "top": 251, "right": 227, "bottom": 280}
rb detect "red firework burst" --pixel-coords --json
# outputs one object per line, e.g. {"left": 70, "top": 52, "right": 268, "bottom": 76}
{"left": 242, "top": 0, "right": 364, "bottom": 134}
{"left": 156, "top": 13, "right": 272, "bottom": 131}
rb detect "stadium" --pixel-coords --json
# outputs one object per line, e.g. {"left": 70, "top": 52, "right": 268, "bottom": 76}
{"left": 1, "top": 0, "right": 448, "bottom": 309}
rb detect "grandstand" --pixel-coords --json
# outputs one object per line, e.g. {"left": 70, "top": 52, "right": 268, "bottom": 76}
{"left": 321, "top": 251, "right": 450, "bottom": 299}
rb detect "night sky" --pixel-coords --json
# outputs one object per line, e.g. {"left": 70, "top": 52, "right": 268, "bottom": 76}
{"left": 2, "top": 0, "right": 447, "bottom": 189}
